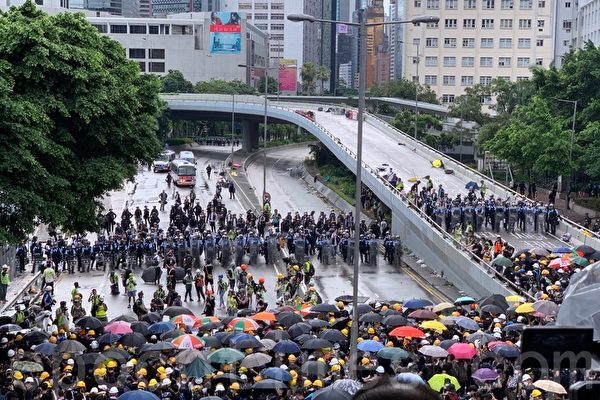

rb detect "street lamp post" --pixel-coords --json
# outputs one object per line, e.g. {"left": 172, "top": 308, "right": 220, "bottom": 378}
{"left": 414, "top": 43, "right": 420, "bottom": 139}
{"left": 288, "top": 11, "right": 439, "bottom": 379}
{"left": 231, "top": 93, "right": 235, "bottom": 162}
{"left": 554, "top": 98, "right": 578, "bottom": 203}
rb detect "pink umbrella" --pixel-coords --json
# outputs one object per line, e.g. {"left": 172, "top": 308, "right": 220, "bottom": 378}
{"left": 104, "top": 321, "right": 133, "bottom": 335}
{"left": 447, "top": 343, "right": 478, "bottom": 360}
{"left": 487, "top": 341, "right": 508, "bottom": 351}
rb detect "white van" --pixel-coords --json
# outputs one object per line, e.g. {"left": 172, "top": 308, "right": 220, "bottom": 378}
{"left": 179, "top": 150, "right": 196, "bottom": 165}
{"left": 152, "top": 150, "right": 176, "bottom": 172}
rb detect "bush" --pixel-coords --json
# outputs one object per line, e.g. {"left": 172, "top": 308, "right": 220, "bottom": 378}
{"left": 164, "top": 137, "right": 193, "bottom": 146}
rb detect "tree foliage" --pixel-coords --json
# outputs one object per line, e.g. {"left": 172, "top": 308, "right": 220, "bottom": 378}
{"left": 160, "top": 70, "right": 194, "bottom": 93}
{"left": 194, "top": 79, "right": 255, "bottom": 94}
{"left": 0, "top": 2, "right": 163, "bottom": 243}
{"left": 391, "top": 110, "right": 442, "bottom": 141}
{"left": 369, "top": 79, "right": 440, "bottom": 104}
{"left": 316, "top": 66, "right": 330, "bottom": 95}
{"left": 300, "top": 62, "right": 317, "bottom": 95}
{"left": 448, "top": 84, "right": 490, "bottom": 126}
{"left": 258, "top": 76, "right": 279, "bottom": 94}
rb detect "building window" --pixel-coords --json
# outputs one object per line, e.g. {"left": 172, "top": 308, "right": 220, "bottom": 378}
{"left": 518, "top": 38, "right": 531, "bottom": 48}
{"left": 255, "top": 24, "right": 268, "bottom": 30}
{"left": 425, "top": 56, "right": 438, "bottom": 66}
{"left": 138, "top": 62, "right": 145, "bottom": 72}
{"left": 92, "top": 24, "right": 107, "bottom": 33}
{"left": 519, "top": 19, "right": 532, "bottom": 29}
{"left": 563, "top": 20, "right": 572, "bottom": 30}
{"left": 565, "top": 1, "right": 570, "bottom": 7}
{"left": 271, "top": 24, "right": 284, "bottom": 30}
{"left": 254, "top": 2, "right": 268, "bottom": 9}
{"left": 462, "top": 38, "right": 475, "bottom": 48}
{"left": 461, "top": 76, "right": 474, "bottom": 86}
{"left": 445, "top": 18, "right": 457, "bottom": 28}
{"left": 536, "top": 58, "right": 543, "bottom": 66}
{"left": 129, "top": 25, "right": 147, "bottom": 34}
{"left": 426, "top": 21, "right": 439, "bottom": 28}
{"left": 443, "top": 56, "right": 457, "bottom": 67}
{"left": 442, "top": 94, "right": 455, "bottom": 103}
{"left": 480, "top": 57, "right": 493, "bottom": 67}
{"left": 426, "top": 37, "right": 439, "bottom": 47}
{"left": 483, "top": 0, "right": 495, "bottom": 8}
{"left": 517, "top": 57, "right": 530, "bottom": 67}
{"left": 519, "top": 0, "right": 532, "bottom": 8}
{"left": 480, "top": 76, "right": 493, "bottom": 85}
{"left": 499, "top": 38, "right": 512, "bottom": 48}
{"left": 536, "top": 39, "right": 544, "bottom": 46}
{"left": 445, "top": 0, "right": 458, "bottom": 8}
{"left": 149, "top": 25, "right": 159, "bottom": 34}
{"left": 481, "top": 19, "right": 494, "bottom": 29}
{"left": 444, "top": 38, "right": 457, "bottom": 48}
{"left": 413, "top": 38, "right": 421, "bottom": 46}
{"left": 517, "top": 76, "right": 529, "bottom": 81}
{"left": 148, "top": 62, "right": 165, "bottom": 73}
{"left": 110, "top": 24, "right": 127, "bottom": 34}
{"left": 271, "top": 14, "right": 284, "bottom": 20}
{"left": 500, "top": 19, "right": 513, "bottom": 29}
{"left": 254, "top": 13, "right": 268, "bottom": 20}
{"left": 463, "top": 19, "right": 476, "bottom": 28}
{"left": 501, "top": 0, "right": 513, "bottom": 8}
{"left": 443, "top": 75, "right": 456, "bottom": 86}
{"left": 480, "top": 38, "right": 494, "bottom": 48}
{"left": 271, "top": 3, "right": 284, "bottom": 9}
{"left": 128, "top": 48, "right": 145, "bottom": 59}
{"left": 462, "top": 56, "right": 475, "bottom": 67}
{"left": 425, "top": 75, "right": 438, "bottom": 85}
{"left": 149, "top": 49, "right": 165, "bottom": 59}
{"left": 427, "top": 0, "right": 440, "bottom": 8}
{"left": 499, "top": 57, "right": 511, "bottom": 67}
{"left": 414, "top": 0, "right": 422, "bottom": 7}
{"left": 537, "top": 20, "right": 545, "bottom": 28}
{"left": 464, "top": 0, "right": 477, "bottom": 8}
{"left": 538, "top": 0, "right": 546, "bottom": 6}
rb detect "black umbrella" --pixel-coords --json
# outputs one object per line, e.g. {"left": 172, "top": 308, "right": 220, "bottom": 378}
{"left": 77, "top": 353, "right": 106, "bottom": 369}
{"left": 479, "top": 294, "right": 510, "bottom": 311}
{"left": 220, "top": 316, "right": 235, "bottom": 326}
{"left": 234, "top": 338, "right": 263, "bottom": 350}
{"left": 212, "top": 373, "right": 242, "bottom": 383}
{"left": 288, "top": 322, "right": 312, "bottom": 338}
{"left": 329, "top": 318, "right": 350, "bottom": 330}
{"left": 98, "top": 333, "right": 122, "bottom": 345}
{"left": 75, "top": 316, "right": 104, "bottom": 330}
{"left": 590, "top": 251, "right": 600, "bottom": 261}
{"left": 56, "top": 340, "right": 86, "bottom": 353}
{"left": 130, "top": 321, "right": 151, "bottom": 336}
{"left": 253, "top": 379, "right": 288, "bottom": 390}
{"left": 103, "top": 347, "right": 130, "bottom": 361}
{"left": 359, "top": 313, "right": 383, "bottom": 324}
{"left": 480, "top": 304, "right": 505, "bottom": 315}
{"left": 300, "top": 360, "right": 328, "bottom": 377}
{"left": 301, "top": 338, "right": 332, "bottom": 350}
{"left": 264, "top": 330, "right": 290, "bottom": 342}
{"left": 141, "top": 312, "right": 162, "bottom": 324}
{"left": 110, "top": 314, "right": 137, "bottom": 323}
{"left": 319, "top": 329, "right": 346, "bottom": 343}
{"left": 119, "top": 332, "right": 147, "bottom": 347}
{"left": 142, "top": 268, "right": 158, "bottom": 284}
{"left": 381, "top": 315, "right": 407, "bottom": 327}
{"left": 276, "top": 312, "right": 304, "bottom": 327}
{"left": 307, "top": 319, "right": 329, "bottom": 329}
{"left": 311, "top": 303, "right": 339, "bottom": 313}
{"left": 141, "top": 341, "right": 175, "bottom": 352}
{"left": 576, "top": 245, "right": 596, "bottom": 257}
{"left": 237, "top": 309, "right": 255, "bottom": 317}
{"left": 294, "top": 334, "right": 314, "bottom": 345}
{"left": 34, "top": 342, "right": 57, "bottom": 355}
{"left": 352, "top": 304, "right": 374, "bottom": 316}
{"left": 160, "top": 330, "right": 184, "bottom": 341}
{"left": 502, "top": 323, "right": 525, "bottom": 332}
{"left": 23, "top": 331, "right": 50, "bottom": 346}
{"left": 438, "top": 339, "right": 459, "bottom": 350}
{"left": 163, "top": 306, "right": 193, "bottom": 318}
{"left": 199, "top": 336, "right": 221, "bottom": 349}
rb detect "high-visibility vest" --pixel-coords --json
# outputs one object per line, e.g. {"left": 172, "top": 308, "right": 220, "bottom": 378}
{"left": 96, "top": 304, "right": 107, "bottom": 319}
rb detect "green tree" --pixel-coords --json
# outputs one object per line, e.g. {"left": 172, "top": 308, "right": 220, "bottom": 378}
{"left": 448, "top": 84, "right": 490, "bottom": 126}
{"left": 369, "top": 79, "right": 440, "bottom": 104}
{"left": 300, "top": 62, "right": 317, "bottom": 95}
{"left": 258, "top": 76, "right": 279, "bottom": 94}
{"left": 0, "top": 2, "right": 163, "bottom": 244}
{"left": 160, "top": 70, "right": 194, "bottom": 93}
{"left": 194, "top": 79, "right": 255, "bottom": 94}
{"left": 316, "top": 66, "right": 330, "bottom": 95}
{"left": 391, "top": 110, "right": 442, "bottom": 141}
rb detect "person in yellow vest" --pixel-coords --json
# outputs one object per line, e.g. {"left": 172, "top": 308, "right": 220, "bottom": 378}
{"left": 226, "top": 290, "right": 238, "bottom": 316}
{"left": 0, "top": 265, "right": 10, "bottom": 303}
{"left": 95, "top": 296, "right": 108, "bottom": 322}
{"left": 71, "top": 282, "right": 81, "bottom": 302}
{"left": 55, "top": 301, "right": 70, "bottom": 331}
{"left": 126, "top": 275, "right": 137, "bottom": 308}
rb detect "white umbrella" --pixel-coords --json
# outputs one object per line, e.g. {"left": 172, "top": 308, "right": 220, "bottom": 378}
{"left": 418, "top": 345, "right": 449, "bottom": 358}
{"left": 533, "top": 380, "right": 567, "bottom": 395}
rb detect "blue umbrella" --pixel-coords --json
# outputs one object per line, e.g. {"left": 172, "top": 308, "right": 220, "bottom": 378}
{"left": 395, "top": 372, "right": 425, "bottom": 385}
{"left": 454, "top": 296, "right": 476, "bottom": 305}
{"left": 403, "top": 299, "right": 434, "bottom": 310}
{"left": 357, "top": 339, "right": 384, "bottom": 353}
{"left": 272, "top": 339, "right": 301, "bottom": 354}
{"left": 493, "top": 345, "right": 520, "bottom": 358}
{"left": 229, "top": 333, "right": 256, "bottom": 345}
{"left": 553, "top": 246, "right": 572, "bottom": 254}
{"left": 34, "top": 342, "right": 57, "bottom": 356}
{"left": 455, "top": 316, "right": 480, "bottom": 331}
{"left": 117, "top": 390, "right": 160, "bottom": 400}
{"left": 148, "top": 321, "right": 175, "bottom": 334}
{"left": 97, "top": 333, "right": 122, "bottom": 345}
{"left": 465, "top": 181, "right": 480, "bottom": 190}
{"left": 261, "top": 367, "right": 292, "bottom": 382}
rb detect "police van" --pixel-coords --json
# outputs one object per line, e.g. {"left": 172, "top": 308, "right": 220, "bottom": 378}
{"left": 152, "top": 150, "right": 176, "bottom": 172}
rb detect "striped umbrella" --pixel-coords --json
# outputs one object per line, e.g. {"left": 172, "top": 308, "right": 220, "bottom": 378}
{"left": 228, "top": 317, "right": 260, "bottom": 332}
{"left": 171, "top": 334, "right": 204, "bottom": 349}
{"left": 194, "top": 316, "right": 221, "bottom": 329}
{"left": 172, "top": 314, "right": 200, "bottom": 327}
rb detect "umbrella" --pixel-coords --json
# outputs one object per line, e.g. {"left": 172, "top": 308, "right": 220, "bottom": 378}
{"left": 234, "top": 337, "right": 263, "bottom": 350}
{"left": 472, "top": 368, "right": 499, "bottom": 382}
{"left": 515, "top": 303, "right": 535, "bottom": 314}
{"left": 56, "top": 339, "right": 86, "bottom": 353}
{"left": 438, "top": 339, "right": 459, "bottom": 350}
{"left": 272, "top": 339, "right": 301, "bottom": 354}
{"left": 300, "top": 360, "right": 328, "bottom": 377}
{"left": 118, "top": 391, "right": 160, "bottom": 400}
{"left": 467, "top": 332, "right": 496, "bottom": 345}
{"left": 311, "top": 303, "right": 340, "bottom": 313}
{"left": 493, "top": 345, "right": 520, "bottom": 358}
{"left": 481, "top": 304, "right": 505, "bottom": 315}
{"left": 119, "top": 332, "right": 147, "bottom": 347}
{"left": 332, "top": 379, "right": 363, "bottom": 396}
{"left": 570, "top": 256, "right": 590, "bottom": 267}
{"left": 549, "top": 257, "right": 571, "bottom": 269}
{"left": 163, "top": 306, "right": 193, "bottom": 317}
{"left": 454, "top": 296, "right": 476, "bottom": 305}
{"left": 319, "top": 329, "right": 346, "bottom": 343}
{"left": 252, "top": 312, "right": 277, "bottom": 323}
{"left": 11, "top": 360, "right": 43, "bottom": 373}
{"left": 487, "top": 341, "right": 508, "bottom": 351}
{"left": 171, "top": 314, "right": 199, "bottom": 327}
{"left": 465, "top": 181, "right": 479, "bottom": 190}
{"left": 418, "top": 345, "right": 449, "bottom": 358}
{"left": 479, "top": 294, "right": 510, "bottom": 311}
{"left": 503, "top": 323, "right": 525, "bottom": 332}
{"left": 97, "top": 333, "right": 122, "bottom": 345}
{"left": 352, "top": 304, "right": 374, "bottom": 315}
{"left": 288, "top": 322, "right": 312, "bottom": 338}
{"left": 130, "top": 321, "right": 150, "bottom": 336}
{"left": 408, "top": 309, "right": 438, "bottom": 320}
{"left": 403, "top": 299, "right": 434, "bottom": 309}
{"left": 77, "top": 353, "right": 106, "bottom": 369}
{"left": 0, "top": 324, "right": 23, "bottom": 333}
{"left": 455, "top": 316, "right": 480, "bottom": 331}
{"left": 389, "top": 326, "right": 425, "bottom": 338}
{"left": 149, "top": 321, "right": 175, "bottom": 334}
{"left": 302, "top": 338, "right": 332, "bottom": 350}
{"left": 505, "top": 295, "right": 525, "bottom": 303}
{"left": 312, "top": 386, "right": 352, "bottom": 400}
{"left": 381, "top": 315, "right": 407, "bottom": 327}
{"left": 228, "top": 317, "right": 260, "bottom": 332}
{"left": 34, "top": 342, "right": 57, "bottom": 355}
{"left": 432, "top": 159, "right": 443, "bottom": 168}
{"left": 532, "top": 300, "right": 559, "bottom": 316}
{"left": 533, "top": 379, "right": 568, "bottom": 395}
{"left": 211, "top": 373, "right": 242, "bottom": 383}
{"left": 141, "top": 312, "right": 162, "bottom": 324}
{"left": 161, "top": 330, "right": 184, "bottom": 341}
{"left": 376, "top": 347, "right": 410, "bottom": 361}
{"left": 329, "top": 317, "right": 350, "bottom": 330}
{"left": 492, "top": 256, "right": 513, "bottom": 269}
{"left": 357, "top": 339, "right": 384, "bottom": 353}
{"left": 359, "top": 313, "right": 383, "bottom": 324}
{"left": 590, "top": 251, "right": 600, "bottom": 260}
{"left": 207, "top": 348, "right": 245, "bottom": 364}
{"left": 75, "top": 316, "right": 104, "bottom": 330}
{"left": 194, "top": 316, "right": 221, "bottom": 328}
{"left": 242, "top": 353, "right": 272, "bottom": 368}
{"left": 199, "top": 336, "right": 221, "bottom": 349}
{"left": 265, "top": 330, "right": 290, "bottom": 342}
{"left": 441, "top": 316, "right": 458, "bottom": 326}
{"left": 172, "top": 334, "right": 204, "bottom": 349}
{"left": 432, "top": 302, "right": 455, "bottom": 313}
{"left": 261, "top": 367, "right": 291, "bottom": 382}
{"left": 576, "top": 245, "right": 596, "bottom": 257}
{"left": 308, "top": 319, "right": 329, "bottom": 329}
{"left": 428, "top": 373, "right": 461, "bottom": 392}
{"left": 104, "top": 321, "right": 133, "bottom": 335}
{"left": 294, "top": 334, "right": 313, "bottom": 345}
{"left": 184, "top": 358, "right": 215, "bottom": 378}
{"left": 23, "top": 331, "right": 50, "bottom": 346}
{"left": 419, "top": 320, "right": 447, "bottom": 332}
{"left": 228, "top": 333, "right": 255, "bottom": 345}
{"left": 396, "top": 373, "right": 425, "bottom": 385}
{"left": 253, "top": 379, "right": 288, "bottom": 390}
{"left": 110, "top": 314, "right": 137, "bottom": 323}
{"left": 447, "top": 343, "right": 477, "bottom": 360}
{"left": 260, "top": 338, "right": 276, "bottom": 350}
{"left": 529, "top": 247, "right": 550, "bottom": 256}
{"left": 276, "top": 312, "right": 304, "bottom": 327}
{"left": 553, "top": 246, "right": 573, "bottom": 254}
{"left": 176, "top": 349, "right": 204, "bottom": 364}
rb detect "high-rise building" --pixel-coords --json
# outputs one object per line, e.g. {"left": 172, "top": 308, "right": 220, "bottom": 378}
{"left": 387, "top": 0, "right": 404, "bottom": 80}
{"left": 575, "top": 0, "right": 600, "bottom": 48}
{"left": 364, "top": 0, "right": 388, "bottom": 88}
{"left": 339, "top": 61, "right": 353, "bottom": 87}
{"left": 553, "top": 0, "right": 576, "bottom": 67}
{"left": 403, "top": 0, "right": 556, "bottom": 104}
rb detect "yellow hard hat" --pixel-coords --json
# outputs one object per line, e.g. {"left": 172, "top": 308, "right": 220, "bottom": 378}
{"left": 531, "top": 389, "right": 542, "bottom": 398}
{"left": 293, "top": 265, "right": 299, "bottom": 271}
{"left": 288, "top": 354, "right": 297, "bottom": 362}
{"left": 40, "top": 372, "right": 50, "bottom": 381}
{"left": 361, "top": 357, "right": 370, "bottom": 366}
{"left": 230, "top": 382, "right": 240, "bottom": 390}
{"left": 93, "top": 368, "right": 106, "bottom": 377}
{"left": 157, "top": 366, "right": 166, "bottom": 374}
{"left": 76, "top": 381, "right": 86, "bottom": 389}
{"left": 64, "top": 365, "right": 73, "bottom": 371}
{"left": 14, "top": 371, "right": 23, "bottom": 380}
{"left": 138, "top": 382, "right": 146, "bottom": 389}
{"left": 130, "top": 359, "right": 138, "bottom": 366}
{"left": 317, "top": 357, "right": 325, "bottom": 363}
{"left": 372, "top": 336, "right": 379, "bottom": 342}
{"left": 49, "top": 336, "right": 57, "bottom": 344}
{"left": 290, "top": 370, "right": 298, "bottom": 378}
{"left": 313, "top": 380, "right": 323, "bottom": 388}
{"left": 393, "top": 303, "right": 401, "bottom": 310}
{"left": 290, "top": 378, "right": 297, "bottom": 386}
{"left": 367, "top": 327, "right": 375, "bottom": 335}
{"left": 254, "top": 375, "right": 263, "bottom": 382}
{"left": 238, "top": 367, "right": 248, "bottom": 373}
{"left": 277, "top": 273, "right": 284, "bottom": 279}
{"left": 357, "top": 337, "right": 364, "bottom": 343}
{"left": 106, "top": 360, "right": 117, "bottom": 368}
{"left": 137, "top": 368, "right": 147, "bottom": 376}
{"left": 339, "top": 359, "right": 345, "bottom": 367}
{"left": 386, "top": 341, "right": 394, "bottom": 347}
{"left": 381, "top": 305, "right": 389, "bottom": 312}
{"left": 341, "top": 328, "right": 348, "bottom": 336}
{"left": 88, "top": 330, "right": 95, "bottom": 336}
{"left": 337, "top": 301, "right": 344, "bottom": 309}
{"left": 331, "top": 364, "right": 341, "bottom": 372}
{"left": 149, "top": 379, "right": 158, "bottom": 387}
{"left": 303, "top": 379, "right": 312, "bottom": 388}
{"left": 223, "top": 364, "right": 231, "bottom": 372}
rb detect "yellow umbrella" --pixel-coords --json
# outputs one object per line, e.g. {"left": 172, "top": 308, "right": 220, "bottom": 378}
{"left": 515, "top": 303, "right": 535, "bottom": 314}
{"left": 432, "top": 159, "right": 442, "bottom": 168}
{"left": 420, "top": 320, "right": 447, "bottom": 332}
{"left": 505, "top": 295, "right": 525, "bottom": 303}
{"left": 433, "top": 302, "right": 454, "bottom": 313}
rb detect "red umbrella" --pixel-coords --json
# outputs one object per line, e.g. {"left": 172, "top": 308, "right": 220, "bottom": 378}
{"left": 447, "top": 343, "right": 478, "bottom": 360}
{"left": 389, "top": 326, "right": 426, "bottom": 339}
{"left": 487, "top": 341, "right": 508, "bottom": 351}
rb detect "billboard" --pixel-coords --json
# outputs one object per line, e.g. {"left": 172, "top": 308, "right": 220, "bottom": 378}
{"left": 209, "top": 12, "right": 241, "bottom": 54}
{"left": 278, "top": 59, "right": 298, "bottom": 94}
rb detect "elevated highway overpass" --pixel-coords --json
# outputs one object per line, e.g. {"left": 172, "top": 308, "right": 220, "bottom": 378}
{"left": 162, "top": 93, "right": 600, "bottom": 298}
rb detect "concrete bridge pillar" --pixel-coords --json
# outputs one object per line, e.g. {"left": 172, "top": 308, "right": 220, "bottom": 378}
{"left": 242, "top": 121, "right": 260, "bottom": 152}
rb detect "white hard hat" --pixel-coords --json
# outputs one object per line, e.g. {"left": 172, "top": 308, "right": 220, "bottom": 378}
{"left": 109, "top": 387, "right": 119, "bottom": 394}
{"left": 162, "top": 378, "right": 171, "bottom": 387}
{"left": 375, "top": 366, "right": 385, "bottom": 374}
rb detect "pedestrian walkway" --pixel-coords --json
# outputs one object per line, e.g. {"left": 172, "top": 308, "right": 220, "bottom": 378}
{"left": 228, "top": 150, "right": 263, "bottom": 212}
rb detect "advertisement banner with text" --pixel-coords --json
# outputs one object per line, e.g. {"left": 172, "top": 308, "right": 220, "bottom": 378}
{"left": 278, "top": 59, "right": 298, "bottom": 94}
{"left": 210, "top": 12, "right": 242, "bottom": 54}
